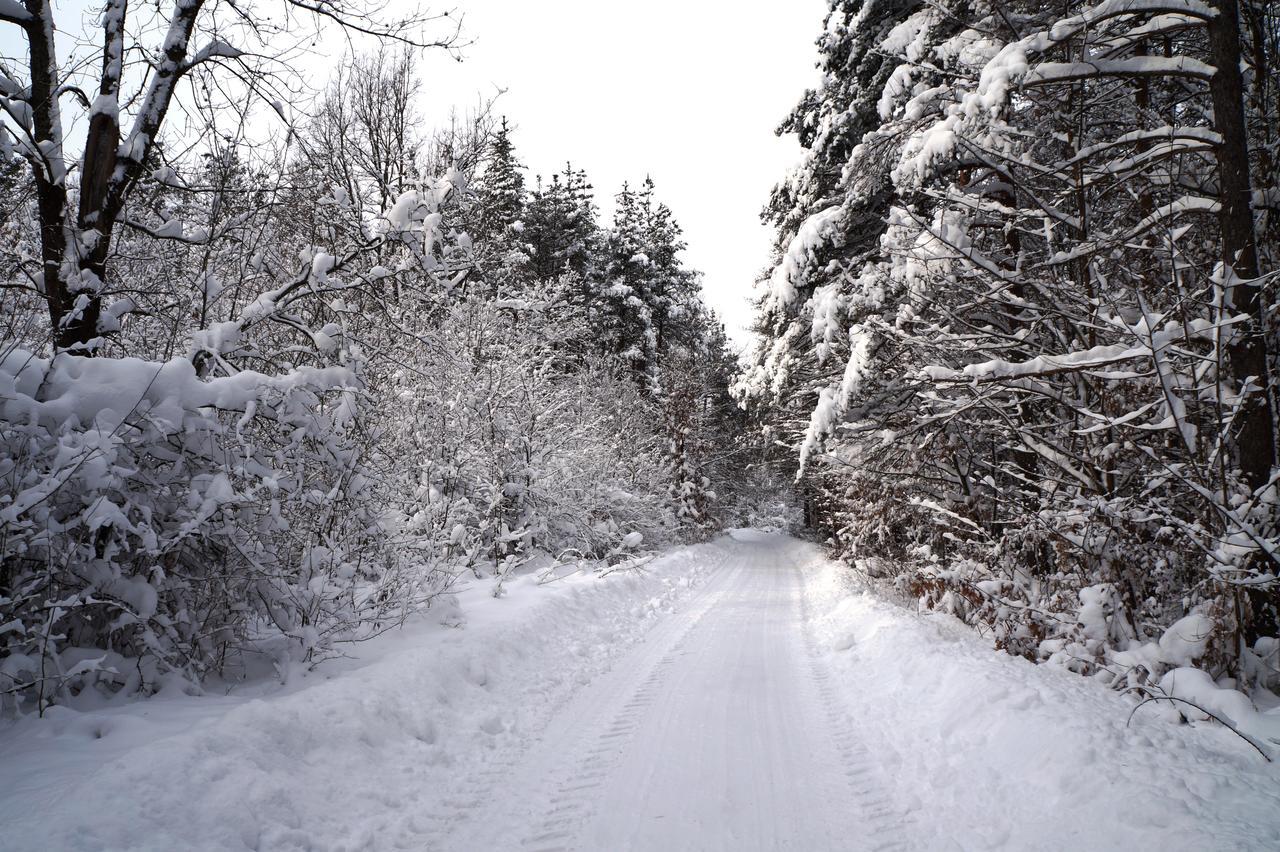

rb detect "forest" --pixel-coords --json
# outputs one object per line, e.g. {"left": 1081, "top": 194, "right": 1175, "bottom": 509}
{"left": 0, "top": 4, "right": 759, "bottom": 714}
{"left": 741, "top": 0, "right": 1280, "bottom": 701}
{"left": 2, "top": 2, "right": 1280, "bottom": 848}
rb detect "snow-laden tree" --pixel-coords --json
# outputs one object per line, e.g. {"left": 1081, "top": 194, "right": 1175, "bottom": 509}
{"left": 299, "top": 48, "right": 427, "bottom": 235}
{"left": 746, "top": 0, "right": 1280, "bottom": 690}
{"left": 466, "top": 117, "right": 532, "bottom": 296}
{"left": 373, "top": 295, "right": 680, "bottom": 581}
{"left": 524, "top": 163, "right": 600, "bottom": 286}
{"left": 0, "top": 0, "right": 462, "bottom": 354}
{"left": 0, "top": 0, "right": 475, "bottom": 714}
{"left": 0, "top": 173, "right": 471, "bottom": 713}
{"left": 599, "top": 177, "right": 702, "bottom": 394}
{"left": 2, "top": 34, "right": 748, "bottom": 718}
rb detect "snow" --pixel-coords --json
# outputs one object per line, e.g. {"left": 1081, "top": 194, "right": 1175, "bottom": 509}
{"left": 799, "top": 328, "right": 872, "bottom": 471}
{"left": 0, "top": 348, "right": 355, "bottom": 434}
{"left": 1157, "top": 667, "right": 1280, "bottom": 747}
{"left": 188, "top": 38, "right": 244, "bottom": 65}
{"left": 1069, "top": 125, "right": 1222, "bottom": 165}
{"left": 921, "top": 314, "right": 1224, "bottom": 384}
{"left": 152, "top": 218, "right": 185, "bottom": 239}
{"left": 0, "top": 541, "right": 722, "bottom": 850}
{"left": 1038, "top": 0, "right": 1216, "bottom": 47}
{"left": 804, "top": 545, "right": 1280, "bottom": 849}
{"left": 1126, "top": 194, "right": 1222, "bottom": 239}
{"left": 0, "top": 0, "right": 32, "bottom": 22}
{"left": 3, "top": 533, "right": 1278, "bottom": 849}
{"left": 766, "top": 205, "right": 844, "bottom": 309}
{"left": 809, "top": 282, "right": 843, "bottom": 363}
{"left": 876, "top": 8, "right": 940, "bottom": 119}
{"left": 1024, "top": 56, "right": 1217, "bottom": 86}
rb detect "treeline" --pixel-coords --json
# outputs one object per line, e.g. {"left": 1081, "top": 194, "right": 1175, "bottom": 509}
{"left": 741, "top": 0, "right": 1280, "bottom": 693}
{"left": 0, "top": 7, "right": 748, "bottom": 714}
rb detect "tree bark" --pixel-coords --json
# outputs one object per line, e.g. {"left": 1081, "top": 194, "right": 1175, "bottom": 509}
{"left": 1208, "top": 0, "right": 1274, "bottom": 492}
{"left": 22, "top": 0, "right": 71, "bottom": 345}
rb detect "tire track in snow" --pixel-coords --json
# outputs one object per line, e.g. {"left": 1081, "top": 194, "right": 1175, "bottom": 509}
{"left": 515, "top": 565, "right": 738, "bottom": 851}
{"left": 434, "top": 535, "right": 907, "bottom": 851}
{"left": 798, "top": 564, "right": 919, "bottom": 851}
{"left": 430, "top": 552, "right": 741, "bottom": 851}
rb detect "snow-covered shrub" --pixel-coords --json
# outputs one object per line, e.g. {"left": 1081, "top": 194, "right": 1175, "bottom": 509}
{"left": 371, "top": 295, "right": 678, "bottom": 582}
{"left": 0, "top": 346, "right": 419, "bottom": 712}
{"left": 1, "top": 17, "right": 748, "bottom": 714}
{"left": 0, "top": 161, "right": 471, "bottom": 713}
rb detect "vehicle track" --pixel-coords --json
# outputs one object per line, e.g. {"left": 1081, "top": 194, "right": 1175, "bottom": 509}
{"left": 436, "top": 533, "right": 899, "bottom": 851}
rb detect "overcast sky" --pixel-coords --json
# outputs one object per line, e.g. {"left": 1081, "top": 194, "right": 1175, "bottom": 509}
{"left": 412, "top": 1, "right": 826, "bottom": 344}
{"left": 2, "top": 0, "right": 827, "bottom": 344}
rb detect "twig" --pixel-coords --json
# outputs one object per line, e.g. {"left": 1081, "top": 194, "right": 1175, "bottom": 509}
{"left": 1126, "top": 694, "right": 1272, "bottom": 762}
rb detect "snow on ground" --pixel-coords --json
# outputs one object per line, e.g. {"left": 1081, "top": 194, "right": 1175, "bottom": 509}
{"left": 436, "top": 527, "right": 877, "bottom": 851}
{"left": 2, "top": 531, "right": 1279, "bottom": 851}
{"left": 0, "top": 543, "right": 726, "bottom": 851}
{"left": 802, "top": 538, "right": 1280, "bottom": 850}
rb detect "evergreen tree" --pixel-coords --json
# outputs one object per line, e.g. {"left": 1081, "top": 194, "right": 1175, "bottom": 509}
{"left": 738, "top": 0, "right": 926, "bottom": 517}
{"left": 744, "top": 0, "right": 1280, "bottom": 684}
{"left": 472, "top": 118, "right": 527, "bottom": 247}
{"left": 601, "top": 177, "right": 701, "bottom": 393}
{"left": 524, "top": 163, "right": 600, "bottom": 284}
{"left": 470, "top": 118, "right": 531, "bottom": 295}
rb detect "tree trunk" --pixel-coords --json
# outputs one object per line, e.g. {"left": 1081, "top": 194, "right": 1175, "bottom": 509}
{"left": 24, "top": 0, "right": 71, "bottom": 346}
{"left": 1208, "top": 0, "right": 1274, "bottom": 492}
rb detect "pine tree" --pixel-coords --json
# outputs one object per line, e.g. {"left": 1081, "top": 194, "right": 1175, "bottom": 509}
{"left": 470, "top": 118, "right": 531, "bottom": 295}
{"left": 472, "top": 118, "right": 527, "bottom": 247}
{"left": 598, "top": 177, "right": 701, "bottom": 393}
{"left": 521, "top": 163, "right": 600, "bottom": 287}
{"left": 741, "top": 0, "right": 920, "bottom": 438}
{"left": 744, "top": 0, "right": 1280, "bottom": 683}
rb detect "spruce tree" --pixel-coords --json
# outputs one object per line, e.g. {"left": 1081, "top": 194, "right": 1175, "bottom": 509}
{"left": 524, "top": 163, "right": 600, "bottom": 285}
{"left": 471, "top": 118, "right": 531, "bottom": 295}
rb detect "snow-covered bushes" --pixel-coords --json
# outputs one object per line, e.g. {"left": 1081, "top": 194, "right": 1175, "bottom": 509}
{"left": 371, "top": 295, "right": 679, "bottom": 580}
{"left": 0, "top": 136, "right": 471, "bottom": 712}
{"left": 0, "top": 344, "right": 437, "bottom": 713}
{"left": 1, "top": 0, "right": 749, "bottom": 713}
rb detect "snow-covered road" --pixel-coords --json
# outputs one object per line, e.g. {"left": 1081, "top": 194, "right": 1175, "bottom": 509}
{"left": 2, "top": 531, "right": 1279, "bottom": 851}
{"left": 442, "top": 531, "right": 892, "bottom": 852}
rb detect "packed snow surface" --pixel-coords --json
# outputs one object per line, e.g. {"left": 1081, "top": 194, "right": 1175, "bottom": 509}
{"left": 2, "top": 532, "right": 1278, "bottom": 850}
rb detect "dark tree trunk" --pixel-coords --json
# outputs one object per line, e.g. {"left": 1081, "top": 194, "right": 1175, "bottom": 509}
{"left": 1208, "top": 0, "right": 1274, "bottom": 492}
{"left": 23, "top": 0, "right": 70, "bottom": 345}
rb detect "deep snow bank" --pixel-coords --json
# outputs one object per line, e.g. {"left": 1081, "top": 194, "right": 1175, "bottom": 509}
{"left": 0, "top": 541, "right": 728, "bottom": 851}
{"left": 799, "top": 541, "right": 1280, "bottom": 851}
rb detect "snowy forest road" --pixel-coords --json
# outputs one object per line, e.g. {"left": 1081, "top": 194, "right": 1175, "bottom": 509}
{"left": 2, "top": 531, "right": 1276, "bottom": 851}
{"left": 438, "top": 531, "right": 903, "bottom": 852}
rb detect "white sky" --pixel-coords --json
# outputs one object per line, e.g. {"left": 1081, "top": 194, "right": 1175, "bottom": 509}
{"left": 411, "top": 1, "right": 826, "bottom": 344}
{"left": 2, "top": 0, "right": 827, "bottom": 344}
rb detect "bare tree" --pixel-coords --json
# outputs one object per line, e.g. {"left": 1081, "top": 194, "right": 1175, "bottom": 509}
{"left": 301, "top": 47, "right": 424, "bottom": 230}
{"left": 0, "top": 0, "right": 462, "bottom": 353}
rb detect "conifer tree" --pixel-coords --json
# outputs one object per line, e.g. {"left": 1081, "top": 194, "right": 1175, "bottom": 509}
{"left": 740, "top": 0, "right": 921, "bottom": 468}
{"left": 743, "top": 0, "right": 1280, "bottom": 682}
{"left": 524, "top": 164, "right": 600, "bottom": 285}
{"left": 472, "top": 118, "right": 527, "bottom": 246}
{"left": 470, "top": 118, "right": 531, "bottom": 295}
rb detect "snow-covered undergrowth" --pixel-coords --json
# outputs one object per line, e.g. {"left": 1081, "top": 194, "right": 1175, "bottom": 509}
{"left": 0, "top": 541, "right": 725, "bottom": 851}
{"left": 802, "top": 547, "right": 1280, "bottom": 850}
